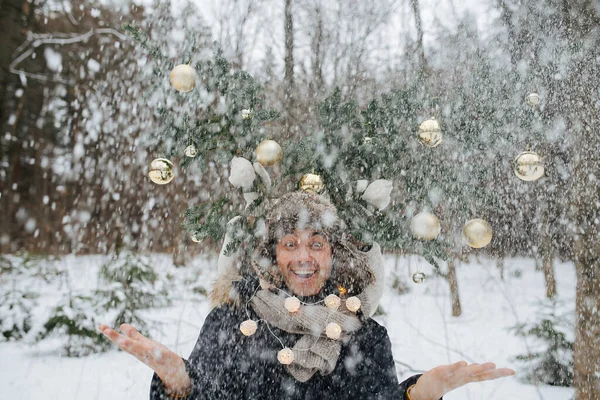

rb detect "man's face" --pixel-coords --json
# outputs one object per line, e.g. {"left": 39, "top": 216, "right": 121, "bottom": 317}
{"left": 275, "top": 229, "right": 333, "bottom": 296}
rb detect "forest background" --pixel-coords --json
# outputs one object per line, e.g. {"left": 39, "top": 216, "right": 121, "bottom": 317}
{"left": 1, "top": 0, "right": 599, "bottom": 398}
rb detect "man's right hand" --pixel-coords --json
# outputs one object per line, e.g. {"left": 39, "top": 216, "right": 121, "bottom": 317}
{"left": 98, "top": 323, "right": 191, "bottom": 395}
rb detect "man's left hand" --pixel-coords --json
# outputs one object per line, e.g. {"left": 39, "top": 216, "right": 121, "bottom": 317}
{"left": 408, "top": 361, "right": 516, "bottom": 400}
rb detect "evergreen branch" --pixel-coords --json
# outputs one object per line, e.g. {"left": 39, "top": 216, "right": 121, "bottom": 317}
{"left": 122, "top": 23, "right": 165, "bottom": 61}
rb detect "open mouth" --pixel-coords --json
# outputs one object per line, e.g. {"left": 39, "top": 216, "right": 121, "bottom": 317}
{"left": 291, "top": 269, "right": 317, "bottom": 279}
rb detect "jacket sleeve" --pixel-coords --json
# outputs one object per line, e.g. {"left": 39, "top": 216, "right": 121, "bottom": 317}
{"left": 348, "top": 320, "right": 442, "bottom": 400}
{"left": 149, "top": 305, "right": 242, "bottom": 400}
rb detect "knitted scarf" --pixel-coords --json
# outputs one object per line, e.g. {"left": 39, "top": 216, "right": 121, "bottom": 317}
{"left": 250, "top": 289, "right": 362, "bottom": 382}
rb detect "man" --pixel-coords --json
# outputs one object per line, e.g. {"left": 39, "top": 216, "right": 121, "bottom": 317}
{"left": 99, "top": 192, "right": 514, "bottom": 399}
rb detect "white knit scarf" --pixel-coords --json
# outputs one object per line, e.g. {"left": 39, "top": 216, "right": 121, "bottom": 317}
{"left": 250, "top": 289, "right": 363, "bottom": 382}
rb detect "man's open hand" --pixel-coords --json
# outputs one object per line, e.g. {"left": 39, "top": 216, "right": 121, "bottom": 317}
{"left": 409, "top": 361, "right": 515, "bottom": 400}
{"left": 98, "top": 323, "right": 191, "bottom": 394}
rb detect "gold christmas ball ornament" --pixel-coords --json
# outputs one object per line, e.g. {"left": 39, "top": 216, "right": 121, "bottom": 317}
{"left": 345, "top": 296, "right": 361, "bottom": 312}
{"left": 324, "top": 294, "right": 341, "bottom": 310}
{"left": 255, "top": 140, "right": 283, "bottom": 167}
{"left": 412, "top": 272, "right": 427, "bottom": 284}
{"left": 277, "top": 348, "right": 295, "bottom": 365}
{"left": 514, "top": 151, "right": 544, "bottom": 181}
{"left": 410, "top": 212, "right": 441, "bottom": 240}
{"left": 148, "top": 158, "right": 174, "bottom": 185}
{"left": 240, "top": 319, "right": 258, "bottom": 336}
{"left": 284, "top": 296, "right": 301, "bottom": 313}
{"left": 325, "top": 322, "right": 342, "bottom": 340}
{"left": 526, "top": 93, "right": 541, "bottom": 107}
{"left": 300, "top": 173, "right": 325, "bottom": 194}
{"left": 169, "top": 64, "right": 197, "bottom": 93}
{"left": 463, "top": 218, "right": 493, "bottom": 248}
{"left": 242, "top": 109, "right": 253, "bottom": 120}
{"left": 417, "top": 118, "right": 443, "bottom": 148}
{"left": 184, "top": 145, "right": 198, "bottom": 158}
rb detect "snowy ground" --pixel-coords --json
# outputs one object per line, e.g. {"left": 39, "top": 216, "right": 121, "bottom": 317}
{"left": 1, "top": 254, "right": 576, "bottom": 400}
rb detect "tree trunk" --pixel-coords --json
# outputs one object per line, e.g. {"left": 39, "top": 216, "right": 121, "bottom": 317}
{"left": 573, "top": 237, "right": 600, "bottom": 399}
{"left": 0, "top": 0, "right": 40, "bottom": 254}
{"left": 496, "top": 258, "right": 504, "bottom": 281}
{"left": 447, "top": 257, "right": 462, "bottom": 317}
{"left": 566, "top": 2, "right": 600, "bottom": 398}
{"left": 409, "top": 0, "right": 427, "bottom": 71}
{"left": 310, "top": 5, "right": 324, "bottom": 97}
{"left": 0, "top": 0, "right": 28, "bottom": 253}
{"left": 540, "top": 212, "right": 557, "bottom": 298}
{"left": 283, "top": 0, "right": 294, "bottom": 103}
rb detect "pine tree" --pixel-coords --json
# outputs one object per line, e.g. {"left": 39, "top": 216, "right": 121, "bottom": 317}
{"left": 511, "top": 299, "right": 574, "bottom": 387}
{"left": 95, "top": 251, "right": 171, "bottom": 335}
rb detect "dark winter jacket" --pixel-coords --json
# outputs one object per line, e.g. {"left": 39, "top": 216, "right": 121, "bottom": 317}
{"left": 150, "top": 303, "right": 426, "bottom": 400}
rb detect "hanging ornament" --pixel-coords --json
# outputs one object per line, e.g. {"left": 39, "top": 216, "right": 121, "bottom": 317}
{"left": 255, "top": 140, "right": 283, "bottom": 167}
{"left": 463, "top": 218, "right": 493, "bottom": 248}
{"left": 363, "top": 137, "right": 373, "bottom": 145}
{"left": 346, "top": 296, "right": 361, "bottom": 312}
{"left": 148, "top": 158, "right": 174, "bottom": 185}
{"left": 184, "top": 145, "right": 198, "bottom": 158}
{"left": 410, "top": 212, "right": 441, "bottom": 240}
{"left": 514, "top": 151, "right": 544, "bottom": 181}
{"left": 417, "top": 118, "right": 443, "bottom": 148}
{"left": 324, "top": 294, "right": 341, "bottom": 310}
{"left": 325, "top": 322, "right": 342, "bottom": 340}
{"left": 240, "top": 319, "right": 258, "bottom": 336}
{"left": 284, "top": 296, "right": 301, "bottom": 313}
{"left": 169, "top": 64, "right": 196, "bottom": 93}
{"left": 242, "top": 109, "right": 253, "bottom": 120}
{"left": 277, "top": 348, "right": 295, "bottom": 365}
{"left": 412, "top": 272, "right": 427, "bottom": 284}
{"left": 299, "top": 173, "right": 325, "bottom": 194}
{"left": 526, "top": 93, "right": 541, "bottom": 107}
{"left": 190, "top": 233, "right": 202, "bottom": 243}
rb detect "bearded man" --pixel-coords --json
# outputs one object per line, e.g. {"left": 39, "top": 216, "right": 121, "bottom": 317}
{"left": 100, "top": 192, "right": 514, "bottom": 399}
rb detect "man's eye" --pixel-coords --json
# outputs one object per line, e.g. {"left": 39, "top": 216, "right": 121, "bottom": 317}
{"left": 285, "top": 242, "right": 296, "bottom": 248}
{"left": 311, "top": 242, "right": 323, "bottom": 249}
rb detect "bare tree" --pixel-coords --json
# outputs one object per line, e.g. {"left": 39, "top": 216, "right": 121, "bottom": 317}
{"left": 284, "top": 0, "right": 295, "bottom": 110}
{"left": 409, "top": 0, "right": 427, "bottom": 71}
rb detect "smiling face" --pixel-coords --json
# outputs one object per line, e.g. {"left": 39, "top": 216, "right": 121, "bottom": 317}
{"left": 275, "top": 229, "right": 333, "bottom": 296}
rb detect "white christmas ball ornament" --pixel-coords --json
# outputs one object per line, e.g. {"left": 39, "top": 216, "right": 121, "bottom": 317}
{"left": 346, "top": 296, "right": 361, "bottom": 312}
{"left": 277, "top": 348, "right": 295, "bottom": 365}
{"left": 284, "top": 296, "right": 301, "bottom": 313}
{"left": 417, "top": 118, "right": 443, "bottom": 147}
{"left": 148, "top": 158, "right": 174, "bottom": 185}
{"left": 463, "top": 218, "right": 493, "bottom": 249}
{"left": 325, "top": 322, "right": 342, "bottom": 340}
{"left": 412, "top": 272, "right": 427, "bottom": 284}
{"left": 514, "top": 151, "right": 544, "bottom": 181}
{"left": 526, "top": 93, "right": 540, "bottom": 107}
{"left": 256, "top": 140, "right": 283, "bottom": 167}
{"left": 184, "top": 145, "right": 198, "bottom": 158}
{"left": 240, "top": 319, "right": 257, "bottom": 336}
{"left": 169, "top": 64, "right": 197, "bottom": 93}
{"left": 325, "top": 294, "right": 341, "bottom": 310}
{"left": 411, "top": 212, "right": 441, "bottom": 240}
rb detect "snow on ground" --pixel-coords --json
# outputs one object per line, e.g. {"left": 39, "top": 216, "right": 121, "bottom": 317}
{"left": 1, "top": 254, "right": 575, "bottom": 399}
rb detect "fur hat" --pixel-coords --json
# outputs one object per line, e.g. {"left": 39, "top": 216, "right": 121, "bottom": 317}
{"left": 211, "top": 192, "right": 375, "bottom": 307}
